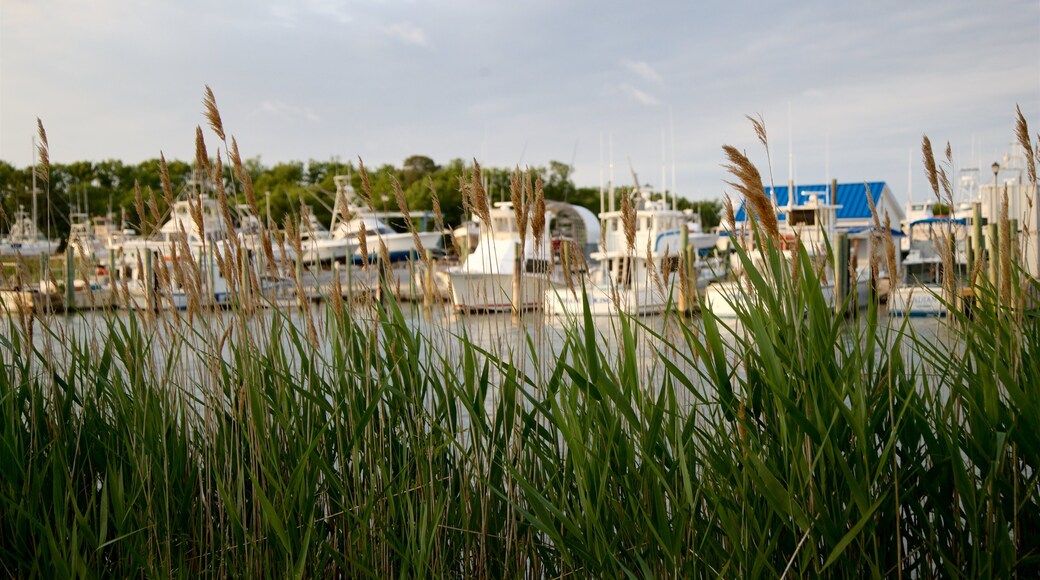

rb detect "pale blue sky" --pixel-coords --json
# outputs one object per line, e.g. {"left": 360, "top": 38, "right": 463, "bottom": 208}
{"left": 2, "top": 0, "right": 1037, "bottom": 202}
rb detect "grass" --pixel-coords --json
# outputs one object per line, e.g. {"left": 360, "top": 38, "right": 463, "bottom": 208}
{"left": 0, "top": 97, "right": 1038, "bottom": 577}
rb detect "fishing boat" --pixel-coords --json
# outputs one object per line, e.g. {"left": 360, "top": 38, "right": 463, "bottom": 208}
{"left": 888, "top": 218, "right": 966, "bottom": 317}
{"left": 448, "top": 201, "right": 561, "bottom": 312}
{"left": 234, "top": 204, "right": 297, "bottom": 267}
{"left": 297, "top": 203, "right": 357, "bottom": 266}
{"left": 329, "top": 176, "right": 442, "bottom": 264}
{"left": 703, "top": 191, "right": 871, "bottom": 318}
{"left": 546, "top": 187, "right": 721, "bottom": 317}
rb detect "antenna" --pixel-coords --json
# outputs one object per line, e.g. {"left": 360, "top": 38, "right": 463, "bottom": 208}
{"left": 670, "top": 106, "right": 677, "bottom": 210}
{"left": 660, "top": 127, "right": 667, "bottom": 207}
{"left": 599, "top": 133, "right": 605, "bottom": 215}
{"left": 609, "top": 133, "right": 615, "bottom": 213}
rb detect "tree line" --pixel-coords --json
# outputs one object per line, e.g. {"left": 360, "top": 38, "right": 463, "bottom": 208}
{"left": 0, "top": 155, "right": 722, "bottom": 240}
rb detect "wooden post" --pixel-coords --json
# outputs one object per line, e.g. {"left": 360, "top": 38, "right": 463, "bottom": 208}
{"left": 64, "top": 250, "right": 75, "bottom": 310}
{"left": 833, "top": 231, "right": 849, "bottom": 315}
{"left": 512, "top": 241, "right": 522, "bottom": 322}
{"left": 423, "top": 249, "right": 434, "bottom": 312}
{"left": 144, "top": 250, "right": 155, "bottom": 312}
{"left": 679, "top": 223, "right": 690, "bottom": 314}
{"left": 972, "top": 202, "right": 984, "bottom": 284}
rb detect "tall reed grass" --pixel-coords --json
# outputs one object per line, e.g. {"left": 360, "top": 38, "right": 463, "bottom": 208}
{"left": 1, "top": 96, "right": 1037, "bottom": 577}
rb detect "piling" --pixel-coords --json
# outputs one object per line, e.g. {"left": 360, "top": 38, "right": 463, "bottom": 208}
{"left": 972, "top": 202, "right": 984, "bottom": 283}
{"left": 64, "top": 250, "right": 75, "bottom": 310}
{"left": 833, "top": 231, "right": 849, "bottom": 315}
{"left": 239, "top": 246, "right": 252, "bottom": 312}
{"left": 512, "top": 241, "right": 522, "bottom": 323}
{"left": 678, "top": 224, "right": 690, "bottom": 314}
{"left": 144, "top": 250, "right": 155, "bottom": 312}
{"left": 423, "top": 249, "right": 434, "bottom": 312}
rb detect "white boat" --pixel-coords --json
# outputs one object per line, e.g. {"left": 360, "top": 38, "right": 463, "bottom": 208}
{"left": 114, "top": 195, "right": 281, "bottom": 310}
{"left": 234, "top": 204, "right": 297, "bottom": 267}
{"left": 0, "top": 208, "right": 59, "bottom": 258}
{"left": 448, "top": 201, "right": 561, "bottom": 312}
{"left": 2, "top": 145, "right": 60, "bottom": 258}
{"left": 297, "top": 204, "right": 357, "bottom": 266}
{"left": 888, "top": 218, "right": 966, "bottom": 317}
{"left": 546, "top": 189, "right": 715, "bottom": 317}
{"left": 330, "top": 175, "right": 442, "bottom": 264}
{"left": 704, "top": 192, "right": 871, "bottom": 318}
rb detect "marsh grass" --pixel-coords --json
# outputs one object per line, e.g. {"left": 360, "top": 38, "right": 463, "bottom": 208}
{"left": 1, "top": 97, "right": 1038, "bottom": 577}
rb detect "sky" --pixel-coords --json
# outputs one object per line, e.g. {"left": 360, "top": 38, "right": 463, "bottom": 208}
{"left": 2, "top": 0, "right": 1038, "bottom": 204}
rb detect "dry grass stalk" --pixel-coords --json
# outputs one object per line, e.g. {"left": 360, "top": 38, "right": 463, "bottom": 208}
{"left": 648, "top": 235, "right": 665, "bottom": 298}
{"left": 195, "top": 126, "right": 212, "bottom": 181}
{"left": 724, "top": 195, "right": 737, "bottom": 241}
{"left": 147, "top": 190, "right": 162, "bottom": 231}
{"left": 231, "top": 138, "right": 259, "bottom": 213}
{"left": 133, "top": 181, "right": 147, "bottom": 233}
{"left": 532, "top": 174, "right": 546, "bottom": 250}
{"left": 470, "top": 161, "right": 492, "bottom": 226}
{"left": 357, "top": 226, "right": 369, "bottom": 270}
{"left": 621, "top": 190, "right": 636, "bottom": 252}
{"left": 661, "top": 247, "right": 673, "bottom": 283}
{"left": 722, "top": 145, "right": 778, "bottom": 242}
{"left": 510, "top": 169, "right": 527, "bottom": 241}
{"left": 354, "top": 158, "right": 371, "bottom": 207}
{"left": 35, "top": 119, "right": 50, "bottom": 186}
{"left": 1016, "top": 105, "right": 1037, "bottom": 186}
{"left": 428, "top": 177, "right": 444, "bottom": 234}
{"left": 883, "top": 213, "right": 899, "bottom": 293}
{"left": 159, "top": 153, "right": 176, "bottom": 209}
{"left": 203, "top": 85, "right": 225, "bottom": 142}
{"left": 922, "top": 137, "right": 940, "bottom": 200}
{"left": 391, "top": 175, "right": 427, "bottom": 268}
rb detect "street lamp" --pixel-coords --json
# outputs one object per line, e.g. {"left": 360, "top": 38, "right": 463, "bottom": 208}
{"left": 992, "top": 161, "right": 1000, "bottom": 190}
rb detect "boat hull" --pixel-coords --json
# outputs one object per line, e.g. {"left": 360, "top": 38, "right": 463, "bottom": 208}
{"left": 887, "top": 284, "right": 948, "bottom": 317}
{"left": 448, "top": 271, "right": 551, "bottom": 312}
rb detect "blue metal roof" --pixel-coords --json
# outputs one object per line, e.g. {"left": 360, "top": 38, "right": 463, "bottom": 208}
{"left": 733, "top": 182, "right": 888, "bottom": 222}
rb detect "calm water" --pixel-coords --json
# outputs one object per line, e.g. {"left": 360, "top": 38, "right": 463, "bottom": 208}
{"left": 21, "top": 299, "right": 955, "bottom": 392}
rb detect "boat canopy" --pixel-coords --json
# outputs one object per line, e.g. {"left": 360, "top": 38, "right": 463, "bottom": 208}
{"left": 908, "top": 217, "right": 968, "bottom": 227}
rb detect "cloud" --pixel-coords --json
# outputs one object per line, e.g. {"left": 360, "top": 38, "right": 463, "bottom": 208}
{"left": 303, "top": 0, "right": 353, "bottom": 24}
{"left": 267, "top": 0, "right": 353, "bottom": 28}
{"left": 382, "top": 22, "right": 429, "bottom": 47}
{"left": 253, "top": 100, "right": 321, "bottom": 123}
{"left": 620, "top": 58, "right": 663, "bottom": 85}
{"left": 619, "top": 84, "right": 660, "bottom": 106}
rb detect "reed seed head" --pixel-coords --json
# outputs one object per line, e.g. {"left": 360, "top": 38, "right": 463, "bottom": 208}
{"left": 922, "top": 136, "right": 940, "bottom": 200}
{"left": 203, "top": 85, "right": 225, "bottom": 142}
{"left": 722, "top": 145, "right": 778, "bottom": 242}
{"left": 35, "top": 119, "right": 50, "bottom": 186}
{"left": 470, "top": 160, "right": 491, "bottom": 225}
{"left": 532, "top": 174, "right": 546, "bottom": 250}
{"left": 1015, "top": 105, "right": 1036, "bottom": 186}
{"left": 621, "top": 190, "right": 636, "bottom": 252}
{"left": 195, "top": 126, "right": 212, "bottom": 181}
